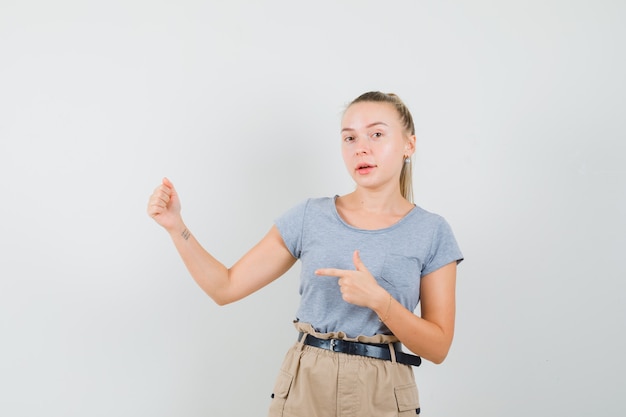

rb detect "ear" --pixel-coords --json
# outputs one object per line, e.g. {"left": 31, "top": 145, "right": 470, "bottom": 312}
{"left": 404, "top": 134, "right": 416, "bottom": 157}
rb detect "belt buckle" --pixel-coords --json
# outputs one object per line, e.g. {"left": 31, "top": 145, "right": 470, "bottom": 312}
{"left": 330, "top": 339, "right": 337, "bottom": 352}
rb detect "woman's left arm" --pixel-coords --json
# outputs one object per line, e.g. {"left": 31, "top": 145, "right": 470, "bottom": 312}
{"left": 316, "top": 251, "right": 457, "bottom": 364}
{"left": 380, "top": 262, "right": 457, "bottom": 364}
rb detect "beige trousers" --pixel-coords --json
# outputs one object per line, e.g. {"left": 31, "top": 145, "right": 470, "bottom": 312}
{"left": 268, "top": 322, "right": 420, "bottom": 417}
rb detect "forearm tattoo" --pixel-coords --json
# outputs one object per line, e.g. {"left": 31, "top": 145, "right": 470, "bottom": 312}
{"left": 181, "top": 228, "right": 191, "bottom": 241}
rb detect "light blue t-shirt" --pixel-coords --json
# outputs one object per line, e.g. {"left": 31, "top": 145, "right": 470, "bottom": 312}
{"left": 275, "top": 197, "right": 463, "bottom": 338}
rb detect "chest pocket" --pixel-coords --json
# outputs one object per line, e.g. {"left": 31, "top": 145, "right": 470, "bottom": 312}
{"left": 379, "top": 254, "right": 421, "bottom": 291}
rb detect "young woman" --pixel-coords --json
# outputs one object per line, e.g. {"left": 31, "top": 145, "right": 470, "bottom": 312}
{"left": 147, "top": 91, "right": 463, "bottom": 416}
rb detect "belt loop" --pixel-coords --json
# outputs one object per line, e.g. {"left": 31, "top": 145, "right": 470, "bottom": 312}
{"left": 296, "top": 332, "right": 306, "bottom": 351}
{"left": 388, "top": 342, "right": 397, "bottom": 363}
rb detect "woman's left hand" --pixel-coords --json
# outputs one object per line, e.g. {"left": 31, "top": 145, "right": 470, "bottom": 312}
{"left": 315, "top": 250, "right": 388, "bottom": 310}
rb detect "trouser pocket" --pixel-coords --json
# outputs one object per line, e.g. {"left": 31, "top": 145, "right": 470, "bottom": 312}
{"left": 267, "top": 370, "right": 294, "bottom": 417}
{"left": 395, "top": 383, "right": 420, "bottom": 416}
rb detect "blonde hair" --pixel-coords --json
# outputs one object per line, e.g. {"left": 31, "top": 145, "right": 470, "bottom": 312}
{"left": 347, "top": 91, "right": 415, "bottom": 202}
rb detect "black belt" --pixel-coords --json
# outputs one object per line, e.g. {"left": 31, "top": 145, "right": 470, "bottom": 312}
{"left": 299, "top": 333, "right": 421, "bottom": 367}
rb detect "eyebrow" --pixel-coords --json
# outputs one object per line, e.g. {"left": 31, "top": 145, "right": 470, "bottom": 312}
{"left": 341, "top": 122, "right": 389, "bottom": 133}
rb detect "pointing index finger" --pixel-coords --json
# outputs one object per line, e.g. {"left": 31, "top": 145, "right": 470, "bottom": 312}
{"left": 315, "top": 268, "right": 344, "bottom": 277}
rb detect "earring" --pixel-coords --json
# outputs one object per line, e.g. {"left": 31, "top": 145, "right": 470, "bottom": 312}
{"left": 404, "top": 156, "right": 411, "bottom": 164}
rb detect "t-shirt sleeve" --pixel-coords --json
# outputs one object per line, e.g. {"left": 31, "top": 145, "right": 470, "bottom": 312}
{"left": 422, "top": 216, "right": 464, "bottom": 276}
{"left": 274, "top": 199, "right": 309, "bottom": 259}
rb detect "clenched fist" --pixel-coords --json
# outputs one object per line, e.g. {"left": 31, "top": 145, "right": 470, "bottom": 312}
{"left": 147, "top": 177, "right": 183, "bottom": 232}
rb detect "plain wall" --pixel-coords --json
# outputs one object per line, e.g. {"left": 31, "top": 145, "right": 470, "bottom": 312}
{"left": 1, "top": 1, "right": 625, "bottom": 416}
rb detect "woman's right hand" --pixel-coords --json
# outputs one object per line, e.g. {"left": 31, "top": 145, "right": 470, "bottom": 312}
{"left": 147, "top": 177, "right": 183, "bottom": 232}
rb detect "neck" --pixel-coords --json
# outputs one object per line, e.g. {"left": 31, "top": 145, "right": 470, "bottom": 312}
{"left": 343, "top": 187, "right": 410, "bottom": 214}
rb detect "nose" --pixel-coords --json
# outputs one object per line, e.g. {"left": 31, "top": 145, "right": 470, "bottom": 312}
{"left": 354, "top": 137, "right": 371, "bottom": 156}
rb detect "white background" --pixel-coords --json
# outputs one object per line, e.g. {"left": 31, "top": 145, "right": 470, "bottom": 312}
{"left": 1, "top": 1, "right": 625, "bottom": 416}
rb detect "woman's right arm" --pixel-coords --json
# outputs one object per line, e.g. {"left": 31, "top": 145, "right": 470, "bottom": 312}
{"left": 147, "top": 178, "right": 297, "bottom": 305}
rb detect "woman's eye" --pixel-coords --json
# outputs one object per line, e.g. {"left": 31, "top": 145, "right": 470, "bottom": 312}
{"left": 344, "top": 136, "right": 355, "bottom": 142}
{"left": 372, "top": 132, "right": 382, "bottom": 139}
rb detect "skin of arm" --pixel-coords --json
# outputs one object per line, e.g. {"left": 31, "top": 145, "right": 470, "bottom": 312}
{"left": 316, "top": 250, "right": 457, "bottom": 364}
{"left": 148, "top": 178, "right": 296, "bottom": 305}
{"left": 149, "top": 179, "right": 456, "bottom": 361}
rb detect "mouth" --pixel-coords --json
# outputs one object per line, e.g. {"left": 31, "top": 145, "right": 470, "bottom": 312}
{"left": 356, "top": 163, "right": 377, "bottom": 174}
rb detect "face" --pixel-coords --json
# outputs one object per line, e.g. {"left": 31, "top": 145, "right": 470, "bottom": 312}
{"left": 341, "top": 101, "right": 415, "bottom": 192}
